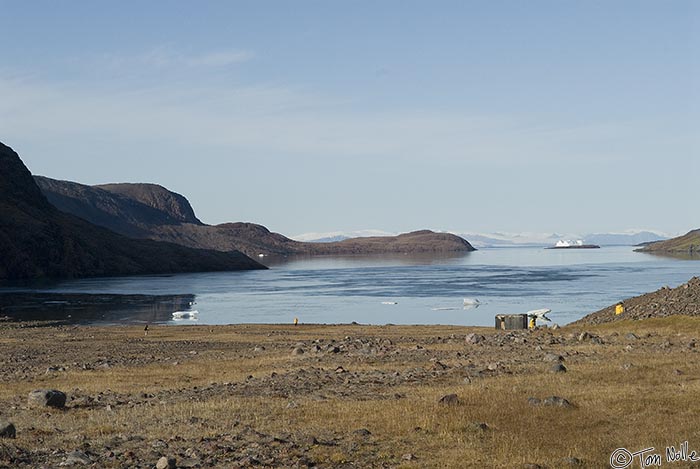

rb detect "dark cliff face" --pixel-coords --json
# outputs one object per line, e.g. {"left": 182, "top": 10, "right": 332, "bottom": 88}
{"left": 96, "top": 183, "right": 202, "bottom": 225}
{"left": 0, "top": 142, "right": 265, "bottom": 280}
{"left": 34, "top": 177, "right": 198, "bottom": 238}
{"left": 35, "top": 175, "right": 476, "bottom": 259}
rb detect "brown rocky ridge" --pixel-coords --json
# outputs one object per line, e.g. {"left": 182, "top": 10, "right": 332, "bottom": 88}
{"left": 572, "top": 276, "right": 700, "bottom": 326}
{"left": 34, "top": 177, "right": 475, "bottom": 259}
{"left": 635, "top": 228, "right": 700, "bottom": 256}
{"left": 0, "top": 142, "right": 265, "bottom": 280}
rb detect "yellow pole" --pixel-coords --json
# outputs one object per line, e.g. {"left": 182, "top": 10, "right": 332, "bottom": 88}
{"left": 294, "top": 317, "right": 299, "bottom": 326}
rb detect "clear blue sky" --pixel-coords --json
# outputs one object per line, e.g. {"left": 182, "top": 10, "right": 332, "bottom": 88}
{"left": 1, "top": 1, "right": 697, "bottom": 236}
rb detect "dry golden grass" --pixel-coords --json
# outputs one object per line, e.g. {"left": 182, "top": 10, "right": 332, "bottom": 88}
{"left": 2, "top": 320, "right": 700, "bottom": 467}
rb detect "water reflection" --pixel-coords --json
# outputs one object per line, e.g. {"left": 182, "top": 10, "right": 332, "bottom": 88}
{"left": 260, "top": 251, "right": 474, "bottom": 269}
{"left": 635, "top": 251, "right": 700, "bottom": 261}
{"left": 0, "top": 292, "right": 195, "bottom": 324}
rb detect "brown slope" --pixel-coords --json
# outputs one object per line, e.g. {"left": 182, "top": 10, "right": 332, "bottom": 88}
{"left": 36, "top": 177, "right": 476, "bottom": 258}
{"left": 572, "top": 276, "right": 700, "bottom": 326}
{"left": 635, "top": 229, "right": 700, "bottom": 254}
{"left": 0, "top": 142, "right": 265, "bottom": 280}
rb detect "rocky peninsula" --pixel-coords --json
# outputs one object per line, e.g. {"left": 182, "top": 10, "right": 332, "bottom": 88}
{"left": 35, "top": 177, "right": 475, "bottom": 259}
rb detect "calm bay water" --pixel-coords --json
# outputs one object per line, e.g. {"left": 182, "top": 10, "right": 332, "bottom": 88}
{"left": 1, "top": 247, "right": 698, "bottom": 326}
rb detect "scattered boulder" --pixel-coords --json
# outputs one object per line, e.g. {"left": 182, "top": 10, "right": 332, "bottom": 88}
{"left": 465, "top": 333, "right": 485, "bottom": 344}
{"left": 291, "top": 347, "right": 305, "bottom": 356}
{"left": 352, "top": 428, "right": 371, "bottom": 436}
{"left": 28, "top": 389, "right": 67, "bottom": 409}
{"left": 562, "top": 456, "right": 584, "bottom": 466}
{"left": 577, "top": 332, "right": 591, "bottom": 342}
{"left": 156, "top": 456, "right": 177, "bottom": 469}
{"left": 625, "top": 333, "right": 639, "bottom": 341}
{"left": 529, "top": 396, "right": 573, "bottom": 408}
{"left": 438, "top": 394, "right": 460, "bottom": 406}
{"left": 0, "top": 421, "right": 16, "bottom": 439}
{"left": 550, "top": 363, "right": 567, "bottom": 373}
{"left": 542, "top": 396, "right": 573, "bottom": 407}
{"left": 62, "top": 450, "right": 91, "bottom": 465}
{"left": 543, "top": 353, "right": 564, "bottom": 362}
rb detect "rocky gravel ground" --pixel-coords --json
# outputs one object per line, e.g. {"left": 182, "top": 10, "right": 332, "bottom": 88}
{"left": 1, "top": 314, "right": 699, "bottom": 468}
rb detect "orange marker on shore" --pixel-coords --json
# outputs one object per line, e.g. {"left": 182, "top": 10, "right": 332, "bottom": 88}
{"left": 294, "top": 317, "right": 299, "bottom": 326}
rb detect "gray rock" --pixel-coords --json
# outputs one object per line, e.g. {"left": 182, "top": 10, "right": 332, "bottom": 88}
{"left": 543, "top": 353, "right": 564, "bottom": 362}
{"left": 28, "top": 389, "right": 67, "bottom": 408}
{"left": 465, "top": 333, "right": 485, "bottom": 344}
{"left": 542, "top": 396, "right": 573, "bottom": 407}
{"left": 291, "top": 347, "right": 305, "bottom": 356}
{"left": 577, "top": 332, "right": 591, "bottom": 342}
{"left": 0, "top": 421, "right": 16, "bottom": 439}
{"left": 527, "top": 397, "right": 541, "bottom": 406}
{"left": 625, "top": 333, "right": 639, "bottom": 341}
{"left": 178, "top": 457, "right": 201, "bottom": 468}
{"left": 352, "top": 428, "right": 371, "bottom": 436}
{"left": 156, "top": 456, "right": 176, "bottom": 469}
{"left": 562, "top": 456, "right": 584, "bottom": 466}
{"left": 62, "top": 450, "right": 91, "bottom": 465}
{"left": 402, "top": 453, "right": 417, "bottom": 460}
{"left": 551, "top": 363, "right": 567, "bottom": 373}
{"left": 438, "top": 394, "right": 460, "bottom": 406}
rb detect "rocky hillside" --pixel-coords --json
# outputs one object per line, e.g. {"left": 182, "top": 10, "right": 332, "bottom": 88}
{"left": 35, "top": 177, "right": 476, "bottom": 258}
{"left": 572, "top": 277, "right": 700, "bottom": 326}
{"left": 635, "top": 229, "right": 700, "bottom": 254}
{"left": 0, "top": 142, "right": 265, "bottom": 280}
{"left": 96, "top": 183, "right": 202, "bottom": 225}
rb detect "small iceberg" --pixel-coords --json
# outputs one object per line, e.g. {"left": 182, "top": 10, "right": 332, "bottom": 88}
{"left": 172, "top": 310, "right": 199, "bottom": 320}
{"left": 381, "top": 301, "right": 398, "bottom": 305}
{"left": 463, "top": 298, "right": 482, "bottom": 310}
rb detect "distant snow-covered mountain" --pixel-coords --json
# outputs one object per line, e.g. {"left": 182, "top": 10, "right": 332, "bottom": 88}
{"left": 292, "top": 229, "right": 396, "bottom": 242}
{"left": 293, "top": 229, "right": 670, "bottom": 248}
{"left": 582, "top": 231, "right": 668, "bottom": 246}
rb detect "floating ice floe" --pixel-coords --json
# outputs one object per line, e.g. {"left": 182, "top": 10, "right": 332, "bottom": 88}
{"left": 172, "top": 310, "right": 199, "bottom": 320}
